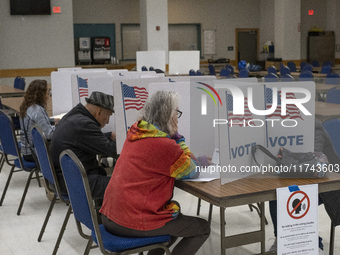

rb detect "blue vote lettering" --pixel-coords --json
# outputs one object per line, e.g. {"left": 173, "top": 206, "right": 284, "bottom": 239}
{"left": 231, "top": 142, "right": 256, "bottom": 159}
{"left": 269, "top": 135, "right": 303, "bottom": 147}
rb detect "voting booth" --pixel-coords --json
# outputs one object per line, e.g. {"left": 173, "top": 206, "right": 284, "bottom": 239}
{"left": 168, "top": 50, "right": 200, "bottom": 75}
{"left": 216, "top": 81, "right": 315, "bottom": 184}
{"left": 136, "top": 51, "right": 166, "bottom": 71}
{"left": 113, "top": 76, "right": 216, "bottom": 154}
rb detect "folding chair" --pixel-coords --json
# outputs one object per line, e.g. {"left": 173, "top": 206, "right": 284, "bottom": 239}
{"left": 301, "top": 63, "right": 313, "bottom": 72}
{"left": 0, "top": 144, "right": 5, "bottom": 173}
{"left": 325, "top": 72, "right": 340, "bottom": 85}
{"left": 264, "top": 73, "right": 279, "bottom": 82}
{"left": 326, "top": 87, "right": 340, "bottom": 105}
{"left": 60, "top": 149, "right": 171, "bottom": 255}
{"left": 281, "top": 74, "right": 295, "bottom": 82}
{"left": 321, "top": 118, "right": 340, "bottom": 255}
{"left": 267, "top": 66, "right": 277, "bottom": 75}
{"left": 0, "top": 110, "right": 41, "bottom": 215}
{"left": 31, "top": 125, "right": 71, "bottom": 255}
{"left": 299, "top": 71, "right": 314, "bottom": 81}
{"left": 321, "top": 65, "right": 332, "bottom": 74}
{"left": 14, "top": 76, "right": 26, "bottom": 90}
{"left": 322, "top": 118, "right": 340, "bottom": 157}
{"left": 279, "top": 66, "right": 291, "bottom": 76}
{"left": 208, "top": 64, "right": 216, "bottom": 75}
{"left": 239, "top": 68, "right": 249, "bottom": 78}
{"left": 287, "top": 61, "right": 296, "bottom": 72}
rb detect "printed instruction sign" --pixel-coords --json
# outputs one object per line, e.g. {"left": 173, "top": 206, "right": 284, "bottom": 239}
{"left": 277, "top": 184, "right": 318, "bottom": 255}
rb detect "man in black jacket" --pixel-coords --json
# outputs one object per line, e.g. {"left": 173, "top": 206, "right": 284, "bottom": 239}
{"left": 50, "top": 91, "right": 117, "bottom": 199}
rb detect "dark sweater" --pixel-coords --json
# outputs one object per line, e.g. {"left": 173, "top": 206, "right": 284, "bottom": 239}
{"left": 315, "top": 120, "right": 340, "bottom": 226}
{"left": 50, "top": 103, "right": 116, "bottom": 175}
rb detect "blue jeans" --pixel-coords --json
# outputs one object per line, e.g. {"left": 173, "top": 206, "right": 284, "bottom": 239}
{"left": 269, "top": 197, "right": 324, "bottom": 250}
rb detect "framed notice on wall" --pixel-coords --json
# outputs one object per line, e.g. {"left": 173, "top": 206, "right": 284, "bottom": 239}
{"left": 203, "top": 29, "right": 216, "bottom": 55}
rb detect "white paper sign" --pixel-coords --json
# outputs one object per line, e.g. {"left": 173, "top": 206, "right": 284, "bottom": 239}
{"left": 277, "top": 184, "right": 318, "bottom": 255}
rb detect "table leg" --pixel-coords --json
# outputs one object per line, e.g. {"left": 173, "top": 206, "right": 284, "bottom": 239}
{"left": 220, "top": 207, "right": 226, "bottom": 255}
{"left": 260, "top": 202, "right": 266, "bottom": 254}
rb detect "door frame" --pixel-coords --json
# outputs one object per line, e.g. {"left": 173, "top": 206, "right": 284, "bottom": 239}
{"left": 235, "top": 28, "right": 259, "bottom": 66}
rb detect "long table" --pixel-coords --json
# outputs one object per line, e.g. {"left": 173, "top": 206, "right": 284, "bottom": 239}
{"left": 175, "top": 173, "right": 340, "bottom": 255}
{"left": 2, "top": 97, "right": 53, "bottom": 117}
{"left": 0, "top": 84, "right": 25, "bottom": 98}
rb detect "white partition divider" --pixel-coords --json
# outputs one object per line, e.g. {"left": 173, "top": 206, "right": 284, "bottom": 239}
{"left": 70, "top": 73, "right": 116, "bottom": 133}
{"left": 189, "top": 78, "right": 219, "bottom": 157}
{"left": 262, "top": 81, "right": 315, "bottom": 155}
{"left": 106, "top": 69, "right": 129, "bottom": 76}
{"left": 163, "top": 75, "right": 216, "bottom": 83}
{"left": 69, "top": 72, "right": 164, "bottom": 135}
{"left": 168, "top": 50, "right": 200, "bottom": 75}
{"left": 215, "top": 81, "right": 315, "bottom": 184}
{"left": 51, "top": 69, "right": 108, "bottom": 115}
{"left": 52, "top": 69, "right": 162, "bottom": 116}
{"left": 113, "top": 77, "right": 163, "bottom": 153}
{"left": 136, "top": 51, "right": 166, "bottom": 71}
{"left": 218, "top": 83, "right": 267, "bottom": 184}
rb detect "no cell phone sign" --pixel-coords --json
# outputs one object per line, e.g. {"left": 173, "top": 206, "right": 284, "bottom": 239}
{"left": 287, "top": 190, "right": 310, "bottom": 219}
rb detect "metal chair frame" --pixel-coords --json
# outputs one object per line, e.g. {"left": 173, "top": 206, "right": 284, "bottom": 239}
{"left": 0, "top": 110, "right": 41, "bottom": 215}
{"left": 60, "top": 149, "right": 171, "bottom": 255}
{"left": 31, "top": 125, "right": 71, "bottom": 255}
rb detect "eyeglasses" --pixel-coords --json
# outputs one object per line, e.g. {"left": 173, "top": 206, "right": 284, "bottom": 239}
{"left": 176, "top": 110, "right": 182, "bottom": 118}
{"left": 47, "top": 89, "right": 52, "bottom": 97}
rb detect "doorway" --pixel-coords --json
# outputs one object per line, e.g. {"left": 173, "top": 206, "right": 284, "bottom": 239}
{"left": 236, "top": 29, "right": 259, "bottom": 66}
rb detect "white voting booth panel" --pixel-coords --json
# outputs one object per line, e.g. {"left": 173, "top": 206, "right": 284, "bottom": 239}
{"left": 218, "top": 83, "right": 266, "bottom": 184}
{"left": 215, "top": 77, "right": 258, "bottom": 87}
{"left": 51, "top": 69, "right": 108, "bottom": 115}
{"left": 52, "top": 69, "right": 160, "bottom": 116}
{"left": 168, "top": 51, "right": 200, "bottom": 75}
{"left": 216, "top": 81, "right": 315, "bottom": 184}
{"left": 70, "top": 73, "right": 164, "bottom": 134}
{"left": 70, "top": 73, "right": 116, "bottom": 133}
{"left": 189, "top": 78, "right": 220, "bottom": 158}
{"left": 106, "top": 69, "right": 129, "bottom": 76}
{"left": 113, "top": 77, "right": 164, "bottom": 153}
{"left": 113, "top": 76, "right": 217, "bottom": 154}
{"left": 263, "top": 82, "right": 315, "bottom": 155}
{"left": 136, "top": 51, "right": 166, "bottom": 71}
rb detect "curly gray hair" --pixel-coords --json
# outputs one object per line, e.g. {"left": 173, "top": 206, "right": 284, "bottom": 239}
{"left": 140, "top": 90, "right": 179, "bottom": 136}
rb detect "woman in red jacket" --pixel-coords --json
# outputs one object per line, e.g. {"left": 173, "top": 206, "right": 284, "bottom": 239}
{"left": 100, "top": 91, "right": 210, "bottom": 255}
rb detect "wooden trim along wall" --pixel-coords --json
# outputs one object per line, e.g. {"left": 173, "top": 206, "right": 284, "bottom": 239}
{"left": 0, "top": 68, "right": 58, "bottom": 78}
{"left": 0, "top": 64, "right": 136, "bottom": 78}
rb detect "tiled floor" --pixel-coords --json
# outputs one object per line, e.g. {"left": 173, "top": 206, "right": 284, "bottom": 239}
{"left": 0, "top": 161, "right": 338, "bottom": 255}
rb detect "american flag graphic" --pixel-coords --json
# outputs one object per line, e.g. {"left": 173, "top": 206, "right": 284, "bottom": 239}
{"left": 122, "top": 83, "right": 148, "bottom": 110}
{"left": 77, "top": 76, "right": 88, "bottom": 97}
{"left": 226, "top": 94, "right": 255, "bottom": 127}
{"left": 265, "top": 88, "right": 303, "bottom": 120}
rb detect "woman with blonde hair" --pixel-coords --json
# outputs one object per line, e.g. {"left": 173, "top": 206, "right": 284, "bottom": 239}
{"left": 19, "top": 79, "right": 58, "bottom": 162}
